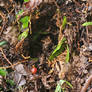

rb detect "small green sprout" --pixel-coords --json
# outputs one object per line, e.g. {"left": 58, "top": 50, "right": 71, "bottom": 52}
{"left": 17, "top": 15, "right": 31, "bottom": 40}
{"left": 0, "top": 69, "right": 7, "bottom": 77}
{"left": 49, "top": 37, "right": 66, "bottom": 61}
{"left": 49, "top": 16, "right": 70, "bottom": 62}
{"left": 62, "top": 16, "right": 67, "bottom": 30}
{"left": 6, "top": 79, "right": 15, "bottom": 86}
{"left": 55, "top": 80, "right": 73, "bottom": 92}
{"left": 16, "top": 0, "right": 32, "bottom": 40}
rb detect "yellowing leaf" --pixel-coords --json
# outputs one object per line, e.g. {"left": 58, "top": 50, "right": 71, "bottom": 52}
{"left": 18, "top": 28, "right": 29, "bottom": 40}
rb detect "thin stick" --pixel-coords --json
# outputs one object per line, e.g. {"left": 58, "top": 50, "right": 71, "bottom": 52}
{"left": 0, "top": 47, "right": 13, "bottom": 69}
{"left": 0, "top": 58, "right": 38, "bottom": 69}
{"left": 0, "top": 60, "right": 28, "bottom": 69}
{"left": 81, "top": 75, "right": 92, "bottom": 92}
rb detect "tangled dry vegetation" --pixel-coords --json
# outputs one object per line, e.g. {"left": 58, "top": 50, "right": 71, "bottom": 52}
{"left": 0, "top": 0, "right": 92, "bottom": 92}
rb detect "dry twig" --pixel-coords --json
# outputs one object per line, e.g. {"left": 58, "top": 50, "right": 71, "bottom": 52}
{"left": 15, "top": 38, "right": 25, "bottom": 52}
{"left": 0, "top": 47, "right": 13, "bottom": 69}
{"left": 0, "top": 59, "right": 28, "bottom": 69}
{"left": 81, "top": 75, "right": 92, "bottom": 92}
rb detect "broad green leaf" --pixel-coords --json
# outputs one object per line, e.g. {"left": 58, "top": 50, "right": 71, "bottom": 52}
{"left": 20, "top": 16, "right": 30, "bottom": 24}
{"left": 0, "top": 41, "right": 7, "bottom": 47}
{"left": 65, "top": 45, "right": 69, "bottom": 63}
{"left": 6, "top": 80, "right": 15, "bottom": 86}
{"left": 18, "top": 28, "right": 29, "bottom": 40}
{"left": 0, "top": 69, "right": 7, "bottom": 76}
{"left": 16, "top": 9, "right": 24, "bottom": 18}
{"left": 49, "top": 37, "right": 66, "bottom": 61}
{"left": 62, "top": 16, "right": 67, "bottom": 30}
{"left": 82, "top": 22, "right": 92, "bottom": 26}
{"left": 22, "top": 22, "right": 29, "bottom": 29}
{"left": 24, "top": 0, "right": 29, "bottom": 2}
{"left": 20, "top": 16, "right": 30, "bottom": 29}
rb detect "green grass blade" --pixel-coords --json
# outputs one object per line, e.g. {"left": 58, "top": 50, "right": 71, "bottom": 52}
{"left": 82, "top": 22, "right": 92, "bottom": 26}
{"left": 55, "top": 83, "right": 62, "bottom": 92}
{"left": 62, "top": 16, "right": 67, "bottom": 30}
{"left": 49, "top": 37, "right": 66, "bottom": 61}
{"left": 64, "top": 80, "right": 73, "bottom": 88}
{"left": 0, "top": 41, "right": 7, "bottom": 47}
{"left": 55, "top": 80, "right": 73, "bottom": 92}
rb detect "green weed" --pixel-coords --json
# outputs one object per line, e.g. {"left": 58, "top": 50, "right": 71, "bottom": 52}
{"left": 0, "top": 69, "right": 7, "bottom": 76}
{"left": 55, "top": 80, "right": 73, "bottom": 92}
{"left": 49, "top": 37, "right": 66, "bottom": 61}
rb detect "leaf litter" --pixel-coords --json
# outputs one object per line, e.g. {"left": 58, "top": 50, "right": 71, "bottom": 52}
{"left": 0, "top": 0, "right": 92, "bottom": 91}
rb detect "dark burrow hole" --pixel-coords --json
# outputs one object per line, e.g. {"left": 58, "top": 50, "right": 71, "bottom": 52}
{"left": 22, "top": 4, "right": 59, "bottom": 58}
